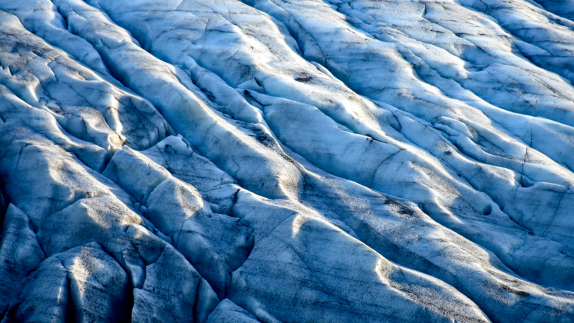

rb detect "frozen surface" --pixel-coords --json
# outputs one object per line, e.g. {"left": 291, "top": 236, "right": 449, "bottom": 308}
{"left": 1, "top": 0, "right": 574, "bottom": 321}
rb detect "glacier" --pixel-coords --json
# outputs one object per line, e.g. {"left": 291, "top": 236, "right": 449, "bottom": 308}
{"left": 0, "top": 0, "right": 574, "bottom": 321}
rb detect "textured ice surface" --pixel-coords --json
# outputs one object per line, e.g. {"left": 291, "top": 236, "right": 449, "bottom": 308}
{"left": 1, "top": 0, "right": 574, "bottom": 321}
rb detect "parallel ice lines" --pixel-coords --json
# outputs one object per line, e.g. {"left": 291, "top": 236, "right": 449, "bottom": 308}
{"left": 55, "top": 0, "right": 303, "bottom": 201}
{"left": 59, "top": 0, "right": 574, "bottom": 292}
{"left": 2, "top": 0, "right": 574, "bottom": 322}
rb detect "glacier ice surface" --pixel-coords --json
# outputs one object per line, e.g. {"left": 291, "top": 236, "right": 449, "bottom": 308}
{"left": 1, "top": 0, "right": 574, "bottom": 322}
